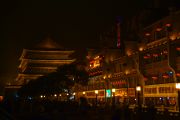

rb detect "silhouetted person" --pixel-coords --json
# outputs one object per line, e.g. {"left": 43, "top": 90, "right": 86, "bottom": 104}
{"left": 112, "top": 108, "right": 122, "bottom": 120}
{"left": 79, "top": 97, "right": 89, "bottom": 116}
{"left": 163, "top": 108, "right": 169, "bottom": 120}
{"left": 124, "top": 104, "right": 130, "bottom": 120}
{"left": 147, "top": 104, "right": 157, "bottom": 120}
{"left": 135, "top": 105, "right": 143, "bottom": 120}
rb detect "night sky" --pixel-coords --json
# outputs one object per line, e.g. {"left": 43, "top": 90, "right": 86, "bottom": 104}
{"left": 0, "top": 0, "right": 178, "bottom": 85}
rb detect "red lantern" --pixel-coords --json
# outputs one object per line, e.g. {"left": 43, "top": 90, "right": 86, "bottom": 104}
{"left": 176, "top": 73, "right": 180, "bottom": 77}
{"left": 165, "top": 23, "right": 171, "bottom": 27}
{"left": 152, "top": 76, "right": 158, "bottom": 80}
{"left": 153, "top": 54, "right": 158, "bottom": 57}
{"left": 162, "top": 75, "right": 169, "bottom": 79}
{"left": 145, "top": 33, "right": 151, "bottom": 36}
{"left": 144, "top": 77, "right": 148, "bottom": 81}
{"left": 143, "top": 56, "right": 149, "bottom": 59}
{"left": 156, "top": 28, "right": 162, "bottom": 31}
{"left": 176, "top": 47, "right": 180, "bottom": 51}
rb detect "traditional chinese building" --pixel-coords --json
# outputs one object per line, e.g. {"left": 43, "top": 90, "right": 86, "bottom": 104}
{"left": 15, "top": 37, "right": 75, "bottom": 86}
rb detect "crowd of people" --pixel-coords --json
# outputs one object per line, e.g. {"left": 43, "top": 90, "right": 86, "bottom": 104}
{"left": 0, "top": 96, "right": 179, "bottom": 120}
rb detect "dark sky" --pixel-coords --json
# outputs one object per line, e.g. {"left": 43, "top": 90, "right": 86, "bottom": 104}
{"left": 0, "top": 0, "right": 177, "bottom": 84}
{"left": 1, "top": 0, "right": 143, "bottom": 48}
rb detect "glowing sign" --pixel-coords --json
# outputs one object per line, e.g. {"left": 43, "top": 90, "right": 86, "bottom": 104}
{"left": 106, "top": 89, "right": 111, "bottom": 98}
{"left": 89, "top": 56, "right": 102, "bottom": 68}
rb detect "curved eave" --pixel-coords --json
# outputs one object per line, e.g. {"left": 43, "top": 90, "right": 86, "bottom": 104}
{"left": 18, "top": 59, "right": 76, "bottom": 68}
{"left": 21, "top": 66, "right": 57, "bottom": 73}
{"left": 25, "top": 49, "right": 74, "bottom": 54}
{"left": 28, "top": 59, "right": 76, "bottom": 63}
{"left": 19, "top": 49, "right": 74, "bottom": 60}
{"left": 18, "top": 59, "right": 76, "bottom": 73}
{"left": 15, "top": 73, "right": 43, "bottom": 81}
{"left": 19, "top": 49, "right": 27, "bottom": 60}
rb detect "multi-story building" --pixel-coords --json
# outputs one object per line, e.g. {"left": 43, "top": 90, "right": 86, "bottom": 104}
{"left": 15, "top": 37, "right": 75, "bottom": 86}
{"left": 138, "top": 10, "right": 180, "bottom": 111}
{"left": 77, "top": 10, "right": 180, "bottom": 111}
{"left": 78, "top": 48, "right": 122, "bottom": 103}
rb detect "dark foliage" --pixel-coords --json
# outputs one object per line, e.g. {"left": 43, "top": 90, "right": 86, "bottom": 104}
{"left": 18, "top": 64, "right": 89, "bottom": 97}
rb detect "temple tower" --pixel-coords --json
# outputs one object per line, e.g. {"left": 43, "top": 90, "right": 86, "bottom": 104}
{"left": 15, "top": 37, "right": 75, "bottom": 85}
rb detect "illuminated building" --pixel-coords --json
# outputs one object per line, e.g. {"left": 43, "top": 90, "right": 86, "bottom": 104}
{"left": 139, "top": 10, "right": 180, "bottom": 110}
{"left": 79, "top": 48, "right": 133, "bottom": 103}
{"left": 15, "top": 37, "right": 75, "bottom": 86}
{"left": 78, "top": 10, "right": 180, "bottom": 110}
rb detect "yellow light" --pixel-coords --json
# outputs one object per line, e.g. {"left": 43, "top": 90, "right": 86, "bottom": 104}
{"left": 95, "top": 90, "right": 98, "bottom": 94}
{"left": 67, "top": 93, "right": 69, "bottom": 96}
{"left": 126, "top": 50, "right": 132, "bottom": 56}
{"left": 156, "top": 28, "right": 162, "bottom": 31}
{"left": 139, "top": 47, "right": 144, "bottom": 51}
{"left": 108, "top": 74, "right": 111, "bottom": 78}
{"left": 176, "top": 83, "right": 180, "bottom": 89}
{"left": 0, "top": 96, "right": 3, "bottom": 102}
{"left": 59, "top": 94, "right": 61, "bottom": 96}
{"left": 136, "top": 86, "right": 141, "bottom": 91}
{"left": 73, "top": 92, "right": 76, "bottom": 95}
{"left": 54, "top": 94, "right": 57, "bottom": 97}
{"left": 145, "top": 33, "right": 151, "bottom": 36}
{"left": 170, "top": 35, "right": 176, "bottom": 41}
{"left": 125, "top": 70, "right": 130, "bottom": 75}
{"left": 43, "top": 95, "right": 46, "bottom": 98}
{"left": 40, "top": 95, "right": 43, "bottom": 98}
{"left": 83, "top": 92, "right": 85, "bottom": 95}
{"left": 95, "top": 56, "right": 99, "bottom": 59}
{"left": 112, "top": 88, "right": 116, "bottom": 93}
{"left": 165, "top": 23, "right": 171, "bottom": 27}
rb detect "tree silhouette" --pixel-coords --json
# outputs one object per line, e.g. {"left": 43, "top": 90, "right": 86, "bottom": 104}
{"left": 18, "top": 63, "right": 89, "bottom": 97}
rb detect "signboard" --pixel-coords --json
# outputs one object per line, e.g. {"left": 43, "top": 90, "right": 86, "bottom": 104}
{"left": 106, "top": 89, "right": 111, "bottom": 98}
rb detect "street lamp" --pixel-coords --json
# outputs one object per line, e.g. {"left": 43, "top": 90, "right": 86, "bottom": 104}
{"left": 73, "top": 92, "right": 76, "bottom": 101}
{"left": 136, "top": 86, "right": 141, "bottom": 107}
{"left": 40, "top": 95, "right": 43, "bottom": 98}
{"left": 54, "top": 94, "right": 58, "bottom": 101}
{"left": 83, "top": 91, "right": 85, "bottom": 95}
{"left": 112, "top": 88, "right": 116, "bottom": 106}
{"left": 66, "top": 93, "right": 69, "bottom": 101}
{"left": 112, "top": 88, "right": 116, "bottom": 93}
{"left": 59, "top": 94, "right": 61, "bottom": 101}
{"left": 176, "top": 83, "right": 180, "bottom": 111}
{"left": 95, "top": 90, "right": 98, "bottom": 106}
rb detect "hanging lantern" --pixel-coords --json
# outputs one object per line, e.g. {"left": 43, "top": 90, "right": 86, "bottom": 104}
{"left": 144, "top": 77, "right": 148, "bottom": 81}
{"left": 153, "top": 54, "right": 158, "bottom": 57}
{"left": 176, "top": 47, "right": 180, "bottom": 51}
{"left": 162, "top": 74, "right": 169, "bottom": 79}
{"left": 176, "top": 73, "right": 180, "bottom": 77}
{"left": 145, "top": 33, "right": 151, "bottom": 36}
{"left": 152, "top": 76, "right": 158, "bottom": 80}
{"left": 143, "top": 56, "right": 149, "bottom": 59}
{"left": 156, "top": 28, "right": 162, "bottom": 31}
{"left": 165, "top": 23, "right": 171, "bottom": 27}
